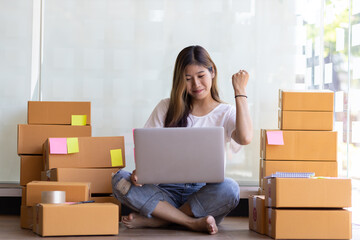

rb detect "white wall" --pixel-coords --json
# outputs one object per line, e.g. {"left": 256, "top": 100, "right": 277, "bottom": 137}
{"left": 0, "top": 0, "right": 306, "bottom": 184}
{"left": 0, "top": 1, "right": 33, "bottom": 182}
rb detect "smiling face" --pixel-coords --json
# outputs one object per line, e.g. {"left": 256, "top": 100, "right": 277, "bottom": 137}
{"left": 185, "top": 64, "right": 215, "bottom": 101}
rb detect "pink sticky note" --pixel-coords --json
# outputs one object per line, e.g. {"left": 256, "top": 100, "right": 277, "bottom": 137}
{"left": 49, "top": 138, "right": 68, "bottom": 154}
{"left": 266, "top": 131, "right": 284, "bottom": 145}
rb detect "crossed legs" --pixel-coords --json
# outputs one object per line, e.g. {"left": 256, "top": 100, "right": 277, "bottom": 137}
{"left": 112, "top": 170, "right": 239, "bottom": 235}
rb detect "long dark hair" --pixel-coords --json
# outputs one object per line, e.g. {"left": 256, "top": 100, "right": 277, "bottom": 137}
{"left": 164, "top": 46, "right": 221, "bottom": 127}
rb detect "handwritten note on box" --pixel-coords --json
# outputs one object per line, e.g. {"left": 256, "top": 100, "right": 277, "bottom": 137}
{"left": 71, "top": 115, "right": 87, "bottom": 126}
{"left": 49, "top": 138, "right": 68, "bottom": 154}
{"left": 110, "top": 149, "right": 123, "bottom": 167}
{"left": 266, "top": 131, "right": 284, "bottom": 145}
{"left": 67, "top": 137, "right": 79, "bottom": 154}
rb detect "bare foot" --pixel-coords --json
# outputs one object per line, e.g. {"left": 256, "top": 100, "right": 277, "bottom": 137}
{"left": 188, "top": 216, "right": 218, "bottom": 235}
{"left": 121, "top": 213, "right": 169, "bottom": 229}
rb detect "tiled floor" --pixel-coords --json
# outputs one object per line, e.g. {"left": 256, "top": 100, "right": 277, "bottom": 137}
{"left": 1, "top": 215, "right": 360, "bottom": 239}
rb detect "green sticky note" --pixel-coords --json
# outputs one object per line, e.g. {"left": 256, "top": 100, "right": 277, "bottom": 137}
{"left": 110, "top": 149, "right": 123, "bottom": 167}
{"left": 67, "top": 138, "right": 79, "bottom": 154}
{"left": 71, "top": 115, "right": 87, "bottom": 126}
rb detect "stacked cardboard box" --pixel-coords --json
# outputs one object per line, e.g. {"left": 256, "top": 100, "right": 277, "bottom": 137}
{"left": 264, "top": 177, "right": 352, "bottom": 239}
{"left": 259, "top": 90, "right": 337, "bottom": 188}
{"left": 19, "top": 101, "right": 124, "bottom": 235}
{"left": 250, "top": 90, "right": 352, "bottom": 238}
{"left": 41, "top": 136, "right": 125, "bottom": 196}
{"left": 22, "top": 181, "right": 119, "bottom": 236}
{"left": 18, "top": 101, "right": 92, "bottom": 229}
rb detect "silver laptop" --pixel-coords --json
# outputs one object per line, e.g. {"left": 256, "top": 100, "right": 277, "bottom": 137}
{"left": 134, "top": 127, "right": 225, "bottom": 184}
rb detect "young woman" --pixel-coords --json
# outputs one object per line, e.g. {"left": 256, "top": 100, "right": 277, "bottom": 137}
{"left": 112, "top": 45, "right": 253, "bottom": 235}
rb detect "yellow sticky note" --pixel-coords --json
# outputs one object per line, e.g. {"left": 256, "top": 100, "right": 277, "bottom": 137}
{"left": 110, "top": 149, "right": 123, "bottom": 167}
{"left": 71, "top": 115, "right": 87, "bottom": 126}
{"left": 67, "top": 138, "right": 79, "bottom": 154}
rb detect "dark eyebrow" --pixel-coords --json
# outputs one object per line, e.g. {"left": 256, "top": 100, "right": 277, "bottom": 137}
{"left": 185, "top": 71, "right": 205, "bottom": 76}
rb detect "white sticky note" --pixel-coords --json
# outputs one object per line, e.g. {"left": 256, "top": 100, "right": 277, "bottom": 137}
{"left": 353, "top": 0, "right": 360, "bottom": 15}
{"left": 335, "top": 91, "right": 344, "bottom": 112}
{"left": 335, "top": 121, "right": 344, "bottom": 143}
{"left": 352, "top": 24, "right": 360, "bottom": 47}
{"left": 324, "top": 63, "right": 333, "bottom": 84}
{"left": 353, "top": 57, "right": 360, "bottom": 80}
{"left": 336, "top": 28, "right": 345, "bottom": 51}
{"left": 352, "top": 121, "right": 360, "bottom": 143}
{"left": 314, "top": 37, "right": 320, "bottom": 56}
{"left": 306, "top": 67, "right": 312, "bottom": 86}
{"left": 314, "top": 65, "right": 321, "bottom": 86}
{"left": 306, "top": 39, "right": 313, "bottom": 58}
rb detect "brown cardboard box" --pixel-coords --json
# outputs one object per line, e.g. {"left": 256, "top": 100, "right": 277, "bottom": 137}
{"left": 259, "top": 160, "right": 338, "bottom": 189}
{"left": 43, "top": 136, "right": 125, "bottom": 169}
{"left": 20, "top": 205, "right": 33, "bottom": 229}
{"left": 17, "top": 124, "right": 91, "bottom": 155}
{"left": 264, "top": 177, "right": 351, "bottom": 208}
{"left": 33, "top": 203, "right": 118, "bottom": 236}
{"left": 21, "top": 187, "right": 27, "bottom": 205}
{"left": 28, "top": 101, "right": 91, "bottom": 125}
{"left": 248, "top": 195, "right": 265, "bottom": 235}
{"left": 46, "top": 168, "right": 120, "bottom": 194}
{"left": 90, "top": 196, "right": 121, "bottom": 218}
{"left": 265, "top": 208, "right": 352, "bottom": 239}
{"left": 26, "top": 181, "right": 90, "bottom": 206}
{"left": 278, "top": 110, "right": 333, "bottom": 131}
{"left": 279, "top": 90, "right": 334, "bottom": 111}
{"left": 260, "top": 129, "right": 337, "bottom": 161}
{"left": 20, "top": 155, "right": 43, "bottom": 186}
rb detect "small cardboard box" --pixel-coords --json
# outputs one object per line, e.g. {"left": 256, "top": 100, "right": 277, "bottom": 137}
{"left": 33, "top": 203, "right": 118, "bottom": 236}
{"left": 90, "top": 196, "right": 121, "bottom": 218}
{"left": 265, "top": 208, "right": 352, "bottom": 239}
{"left": 20, "top": 205, "right": 33, "bottom": 229}
{"left": 260, "top": 129, "right": 337, "bottom": 161}
{"left": 20, "top": 155, "right": 43, "bottom": 186}
{"left": 46, "top": 168, "right": 119, "bottom": 194}
{"left": 264, "top": 177, "right": 351, "bottom": 208}
{"left": 17, "top": 124, "right": 91, "bottom": 155}
{"left": 279, "top": 110, "right": 333, "bottom": 131}
{"left": 26, "top": 181, "right": 90, "bottom": 206}
{"left": 43, "top": 136, "right": 125, "bottom": 169}
{"left": 279, "top": 90, "right": 334, "bottom": 111}
{"left": 28, "top": 101, "right": 91, "bottom": 125}
{"left": 259, "top": 159, "right": 338, "bottom": 189}
{"left": 248, "top": 195, "right": 265, "bottom": 235}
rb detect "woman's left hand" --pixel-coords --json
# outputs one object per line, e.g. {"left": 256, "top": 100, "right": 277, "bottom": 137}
{"left": 232, "top": 70, "right": 249, "bottom": 95}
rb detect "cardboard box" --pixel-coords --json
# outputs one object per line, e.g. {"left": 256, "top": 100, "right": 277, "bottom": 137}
{"left": 279, "top": 90, "right": 334, "bottom": 111}
{"left": 28, "top": 101, "right": 91, "bottom": 125}
{"left": 17, "top": 124, "right": 91, "bottom": 155}
{"left": 33, "top": 203, "right": 118, "bottom": 236}
{"left": 266, "top": 208, "right": 352, "bottom": 239}
{"left": 248, "top": 195, "right": 265, "bottom": 235}
{"left": 20, "top": 155, "right": 43, "bottom": 186}
{"left": 264, "top": 177, "right": 351, "bottom": 208}
{"left": 20, "top": 205, "right": 33, "bottom": 229}
{"left": 43, "top": 136, "right": 125, "bottom": 169}
{"left": 46, "top": 168, "right": 120, "bottom": 194}
{"left": 90, "top": 196, "right": 121, "bottom": 218}
{"left": 259, "top": 160, "right": 338, "bottom": 188}
{"left": 21, "top": 187, "right": 26, "bottom": 205}
{"left": 26, "top": 181, "right": 90, "bottom": 206}
{"left": 260, "top": 129, "right": 337, "bottom": 161}
{"left": 279, "top": 110, "right": 333, "bottom": 131}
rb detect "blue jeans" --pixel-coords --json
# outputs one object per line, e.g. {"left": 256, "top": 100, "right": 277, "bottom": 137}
{"left": 112, "top": 170, "right": 240, "bottom": 225}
